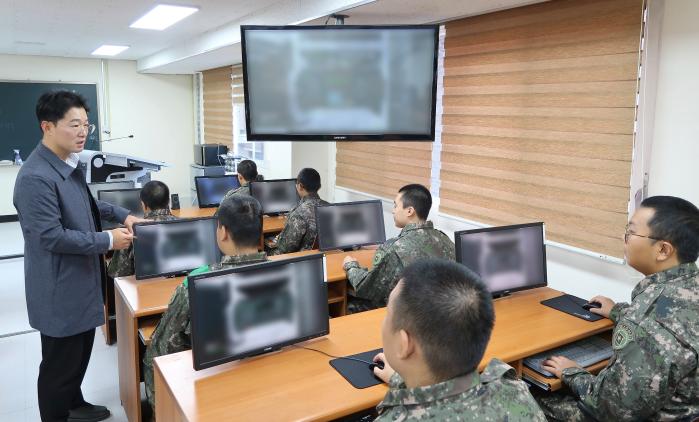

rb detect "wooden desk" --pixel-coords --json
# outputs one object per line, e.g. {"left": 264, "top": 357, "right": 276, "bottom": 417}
{"left": 171, "top": 207, "right": 287, "bottom": 234}
{"left": 154, "top": 287, "right": 613, "bottom": 421}
{"left": 115, "top": 247, "right": 376, "bottom": 422}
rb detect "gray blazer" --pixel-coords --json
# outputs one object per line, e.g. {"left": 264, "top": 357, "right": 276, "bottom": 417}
{"left": 13, "top": 143, "right": 130, "bottom": 337}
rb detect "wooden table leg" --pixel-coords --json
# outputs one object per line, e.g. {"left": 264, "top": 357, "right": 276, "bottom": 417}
{"left": 116, "top": 286, "right": 142, "bottom": 422}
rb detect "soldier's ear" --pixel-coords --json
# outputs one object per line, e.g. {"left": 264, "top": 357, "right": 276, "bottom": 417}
{"left": 656, "top": 240, "right": 675, "bottom": 262}
{"left": 397, "top": 329, "right": 415, "bottom": 360}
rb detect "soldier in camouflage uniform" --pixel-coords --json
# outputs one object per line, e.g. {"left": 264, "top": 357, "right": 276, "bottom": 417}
{"left": 220, "top": 159, "right": 257, "bottom": 202}
{"left": 343, "top": 184, "right": 454, "bottom": 313}
{"left": 535, "top": 196, "right": 699, "bottom": 421}
{"left": 270, "top": 168, "right": 328, "bottom": 255}
{"left": 372, "top": 259, "right": 546, "bottom": 421}
{"left": 107, "top": 181, "right": 176, "bottom": 278}
{"left": 143, "top": 195, "right": 267, "bottom": 411}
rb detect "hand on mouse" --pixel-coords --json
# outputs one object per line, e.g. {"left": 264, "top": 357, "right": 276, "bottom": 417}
{"left": 372, "top": 352, "right": 395, "bottom": 384}
{"left": 588, "top": 295, "right": 615, "bottom": 318}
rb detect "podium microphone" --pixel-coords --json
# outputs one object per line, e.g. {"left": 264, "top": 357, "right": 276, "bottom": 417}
{"left": 101, "top": 135, "right": 134, "bottom": 142}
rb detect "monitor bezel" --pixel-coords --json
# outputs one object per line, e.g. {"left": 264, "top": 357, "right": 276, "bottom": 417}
{"left": 188, "top": 253, "right": 329, "bottom": 370}
{"left": 315, "top": 199, "right": 387, "bottom": 252}
{"left": 240, "top": 24, "right": 439, "bottom": 142}
{"left": 132, "top": 216, "right": 222, "bottom": 280}
{"left": 248, "top": 178, "right": 300, "bottom": 216}
{"left": 194, "top": 175, "right": 241, "bottom": 208}
{"left": 454, "top": 222, "right": 548, "bottom": 297}
{"left": 97, "top": 187, "right": 143, "bottom": 229}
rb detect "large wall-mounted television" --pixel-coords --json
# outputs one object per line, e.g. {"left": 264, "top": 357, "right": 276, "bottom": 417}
{"left": 240, "top": 25, "right": 439, "bottom": 142}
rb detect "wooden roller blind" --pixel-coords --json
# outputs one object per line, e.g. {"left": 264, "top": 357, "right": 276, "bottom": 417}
{"left": 202, "top": 65, "right": 233, "bottom": 144}
{"left": 336, "top": 141, "right": 433, "bottom": 199}
{"left": 440, "top": 0, "right": 643, "bottom": 258}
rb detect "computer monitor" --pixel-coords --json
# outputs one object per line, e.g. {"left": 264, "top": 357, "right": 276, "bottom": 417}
{"left": 195, "top": 175, "right": 241, "bottom": 208}
{"left": 97, "top": 188, "right": 143, "bottom": 230}
{"left": 315, "top": 200, "right": 386, "bottom": 251}
{"left": 133, "top": 217, "right": 222, "bottom": 280}
{"left": 88, "top": 181, "right": 135, "bottom": 198}
{"left": 455, "top": 222, "right": 547, "bottom": 297}
{"left": 188, "top": 254, "right": 329, "bottom": 370}
{"left": 249, "top": 179, "right": 299, "bottom": 215}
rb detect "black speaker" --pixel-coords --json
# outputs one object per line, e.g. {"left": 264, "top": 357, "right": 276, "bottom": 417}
{"left": 171, "top": 193, "right": 180, "bottom": 210}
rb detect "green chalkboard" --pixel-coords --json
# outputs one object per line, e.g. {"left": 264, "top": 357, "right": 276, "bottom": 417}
{"left": 0, "top": 81, "right": 101, "bottom": 161}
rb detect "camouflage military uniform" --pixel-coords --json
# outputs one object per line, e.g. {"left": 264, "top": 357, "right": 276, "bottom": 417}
{"left": 106, "top": 208, "right": 177, "bottom": 278}
{"left": 143, "top": 252, "right": 267, "bottom": 409}
{"left": 221, "top": 181, "right": 250, "bottom": 202}
{"left": 376, "top": 358, "right": 546, "bottom": 421}
{"left": 270, "top": 192, "right": 329, "bottom": 255}
{"left": 344, "top": 221, "right": 454, "bottom": 313}
{"left": 535, "top": 262, "right": 699, "bottom": 421}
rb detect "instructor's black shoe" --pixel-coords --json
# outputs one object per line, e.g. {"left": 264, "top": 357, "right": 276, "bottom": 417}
{"left": 67, "top": 403, "right": 111, "bottom": 422}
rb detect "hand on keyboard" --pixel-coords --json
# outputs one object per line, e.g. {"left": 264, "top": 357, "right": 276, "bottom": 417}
{"left": 541, "top": 356, "right": 581, "bottom": 379}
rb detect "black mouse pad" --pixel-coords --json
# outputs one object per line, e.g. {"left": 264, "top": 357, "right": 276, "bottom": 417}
{"left": 329, "top": 348, "right": 384, "bottom": 389}
{"left": 541, "top": 294, "right": 604, "bottom": 322}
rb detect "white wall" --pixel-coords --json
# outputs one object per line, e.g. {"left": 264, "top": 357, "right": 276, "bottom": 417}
{"left": 647, "top": 0, "right": 699, "bottom": 206}
{"left": 0, "top": 54, "right": 194, "bottom": 214}
{"left": 291, "top": 141, "right": 334, "bottom": 201}
{"left": 100, "top": 60, "right": 194, "bottom": 197}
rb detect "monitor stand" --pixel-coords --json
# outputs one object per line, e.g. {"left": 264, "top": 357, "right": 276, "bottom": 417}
{"left": 166, "top": 270, "right": 189, "bottom": 279}
{"left": 492, "top": 290, "right": 512, "bottom": 300}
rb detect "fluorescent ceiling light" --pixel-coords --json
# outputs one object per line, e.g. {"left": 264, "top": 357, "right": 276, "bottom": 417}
{"left": 91, "top": 45, "right": 130, "bottom": 56}
{"left": 130, "top": 4, "right": 199, "bottom": 30}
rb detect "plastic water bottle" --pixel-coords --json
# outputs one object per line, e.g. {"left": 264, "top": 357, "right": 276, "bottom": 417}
{"left": 13, "top": 150, "right": 22, "bottom": 166}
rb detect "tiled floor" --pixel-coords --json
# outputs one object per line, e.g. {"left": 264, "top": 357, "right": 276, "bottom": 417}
{"left": 0, "top": 222, "right": 128, "bottom": 422}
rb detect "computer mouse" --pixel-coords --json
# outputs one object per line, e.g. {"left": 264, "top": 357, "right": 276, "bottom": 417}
{"left": 369, "top": 360, "right": 385, "bottom": 372}
{"left": 582, "top": 301, "right": 602, "bottom": 311}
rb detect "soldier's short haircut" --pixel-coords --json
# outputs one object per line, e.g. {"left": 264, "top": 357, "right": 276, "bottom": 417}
{"left": 641, "top": 196, "right": 699, "bottom": 263}
{"left": 217, "top": 195, "right": 262, "bottom": 248}
{"left": 140, "top": 181, "right": 170, "bottom": 210}
{"left": 297, "top": 168, "right": 321, "bottom": 193}
{"left": 237, "top": 160, "right": 258, "bottom": 183}
{"left": 391, "top": 258, "right": 494, "bottom": 380}
{"left": 398, "top": 184, "right": 432, "bottom": 221}
{"left": 36, "top": 90, "right": 90, "bottom": 128}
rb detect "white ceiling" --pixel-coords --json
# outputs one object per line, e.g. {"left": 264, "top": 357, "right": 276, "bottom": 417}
{"left": 0, "top": 0, "right": 546, "bottom": 74}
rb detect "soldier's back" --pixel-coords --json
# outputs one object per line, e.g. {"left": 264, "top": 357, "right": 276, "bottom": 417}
{"left": 376, "top": 359, "right": 546, "bottom": 421}
{"left": 392, "top": 223, "right": 455, "bottom": 265}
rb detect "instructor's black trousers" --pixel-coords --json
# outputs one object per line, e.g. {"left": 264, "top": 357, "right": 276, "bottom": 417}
{"left": 38, "top": 328, "right": 95, "bottom": 422}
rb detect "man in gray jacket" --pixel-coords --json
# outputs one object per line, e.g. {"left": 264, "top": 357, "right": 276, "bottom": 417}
{"left": 13, "top": 91, "right": 139, "bottom": 422}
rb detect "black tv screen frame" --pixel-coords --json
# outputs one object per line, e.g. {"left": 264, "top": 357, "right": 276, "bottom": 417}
{"left": 188, "top": 253, "right": 329, "bottom": 370}
{"left": 454, "top": 222, "right": 548, "bottom": 298}
{"left": 240, "top": 24, "right": 439, "bottom": 142}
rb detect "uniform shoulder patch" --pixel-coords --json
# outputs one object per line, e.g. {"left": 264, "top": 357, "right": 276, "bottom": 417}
{"left": 373, "top": 249, "right": 386, "bottom": 266}
{"left": 613, "top": 321, "right": 634, "bottom": 350}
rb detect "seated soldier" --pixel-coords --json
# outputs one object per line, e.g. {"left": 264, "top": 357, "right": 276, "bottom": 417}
{"left": 107, "top": 180, "right": 177, "bottom": 278}
{"left": 371, "top": 258, "right": 546, "bottom": 421}
{"left": 269, "top": 167, "right": 329, "bottom": 255}
{"left": 343, "top": 184, "right": 454, "bottom": 313}
{"left": 142, "top": 195, "right": 267, "bottom": 411}
{"left": 221, "top": 159, "right": 258, "bottom": 201}
{"left": 534, "top": 196, "right": 699, "bottom": 421}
